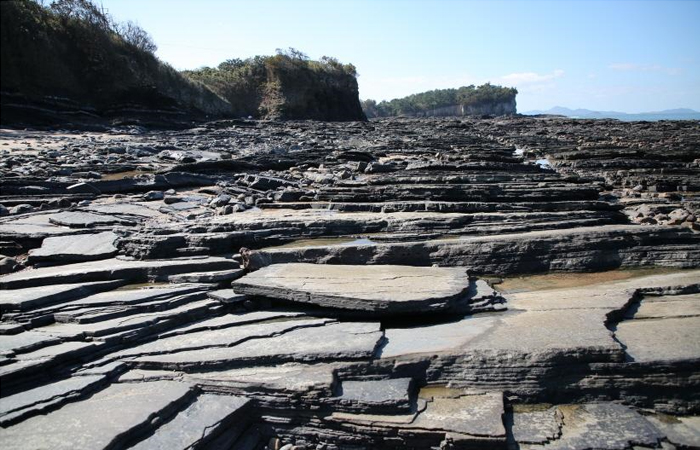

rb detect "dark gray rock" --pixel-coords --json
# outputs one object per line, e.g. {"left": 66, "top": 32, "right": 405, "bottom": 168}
{"left": 0, "top": 255, "right": 239, "bottom": 289}
{"left": 0, "top": 381, "right": 195, "bottom": 450}
{"left": 336, "top": 378, "right": 413, "bottom": 413}
{"left": 48, "top": 211, "right": 135, "bottom": 228}
{"left": 0, "top": 374, "right": 108, "bottom": 426}
{"left": 27, "top": 231, "right": 118, "bottom": 264}
{"left": 232, "top": 263, "right": 475, "bottom": 316}
{"left": 129, "top": 393, "right": 252, "bottom": 449}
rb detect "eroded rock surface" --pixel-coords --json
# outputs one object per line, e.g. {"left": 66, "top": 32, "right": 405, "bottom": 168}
{"left": 231, "top": 263, "right": 502, "bottom": 316}
{"left": 1, "top": 117, "right": 700, "bottom": 449}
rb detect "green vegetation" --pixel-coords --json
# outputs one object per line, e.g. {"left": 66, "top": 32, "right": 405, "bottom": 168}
{"left": 184, "top": 48, "right": 364, "bottom": 120}
{"left": 362, "top": 84, "right": 518, "bottom": 118}
{"left": 1, "top": 0, "right": 230, "bottom": 122}
{"left": 1, "top": 1, "right": 365, "bottom": 124}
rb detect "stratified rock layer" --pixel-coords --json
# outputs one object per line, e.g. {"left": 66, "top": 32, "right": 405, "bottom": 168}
{"left": 1, "top": 117, "right": 699, "bottom": 449}
{"left": 232, "top": 263, "right": 494, "bottom": 316}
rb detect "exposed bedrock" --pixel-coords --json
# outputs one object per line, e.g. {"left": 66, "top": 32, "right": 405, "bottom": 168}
{"left": 1, "top": 117, "right": 700, "bottom": 449}
{"left": 231, "top": 263, "right": 505, "bottom": 317}
{"left": 243, "top": 224, "right": 700, "bottom": 274}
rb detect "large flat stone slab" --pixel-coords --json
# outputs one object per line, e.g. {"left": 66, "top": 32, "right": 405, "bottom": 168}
{"left": 534, "top": 403, "right": 664, "bottom": 450}
{"left": 615, "top": 316, "right": 700, "bottom": 363}
{"left": 337, "top": 378, "right": 414, "bottom": 413}
{"left": 47, "top": 211, "right": 135, "bottom": 228}
{"left": 408, "top": 392, "right": 506, "bottom": 439}
{"left": 232, "top": 263, "right": 471, "bottom": 315}
{"left": 0, "top": 256, "right": 239, "bottom": 289}
{"left": 129, "top": 321, "right": 383, "bottom": 370}
{"left": 0, "top": 374, "right": 108, "bottom": 426}
{"left": 130, "top": 393, "right": 251, "bottom": 450}
{"left": 0, "top": 381, "right": 194, "bottom": 450}
{"left": 0, "top": 279, "right": 124, "bottom": 313}
{"left": 28, "top": 231, "right": 118, "bottom": 264}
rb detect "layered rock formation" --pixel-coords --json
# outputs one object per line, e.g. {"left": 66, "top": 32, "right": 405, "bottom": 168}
{"left": 1, "top": 116, "right": 699, "bottom": 449}
{"left": 1, "top": 3, "right": 365, "bottom": 127}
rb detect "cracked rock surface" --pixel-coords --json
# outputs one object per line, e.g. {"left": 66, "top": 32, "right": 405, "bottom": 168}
{"left": 1, "top": 117, "right": 700, "bottom": 449}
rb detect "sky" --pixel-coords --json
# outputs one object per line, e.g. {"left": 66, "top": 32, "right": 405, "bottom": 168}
{"left": 98, "top": 0, "right": 700, "bottom": 112}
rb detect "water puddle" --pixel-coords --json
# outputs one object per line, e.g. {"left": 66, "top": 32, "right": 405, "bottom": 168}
{"left": 512, "top": 403, "right": 555, "bottom": 413}
{"left": 493, "top": 267, "right": 685, "bottom": 293}
{"left": 114, "top": 282, "right": 172, "bottom": 291}
{"left": 418, "top": 385, "right": 465, "bottom": 399}
{"left": 101, "top": 169, "right": 153, "bottom": 180}
{"left": 264, "top": 237, "right": 376, "bottom": 250}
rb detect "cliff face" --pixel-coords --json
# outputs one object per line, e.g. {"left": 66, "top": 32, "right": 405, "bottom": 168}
{"left": 363, "top": 84, "right": 518, "bottom": 119}
{"left": 413, "top": 99, "right": 517, "bottom": 117}
{"left": 464, "top": 98, "right": 517, "bottom": 116}
{"left": 186, "top": 55, "right": 366, "bottom": 122}
{"left": 263, "top": 65, "right": 365, "bottom": 121}
{"left": 0, "top": 1, "right": 232, "bottom": 127}
{"left": 1, "top": 2, "right": 365, "bottom": 127}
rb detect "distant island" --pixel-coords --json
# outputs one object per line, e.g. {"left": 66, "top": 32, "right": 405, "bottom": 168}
{"left": 362, "top": 84, "right": 518, "bottom": 118}
{"left": 524, "top": 106, "right": 700, "bottom": 121}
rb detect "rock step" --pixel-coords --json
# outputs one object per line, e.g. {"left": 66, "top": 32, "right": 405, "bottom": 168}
{"left": 168, "top": 268, "right": 244, "bottom": 284}
{"left": 128, "top": 393, "right": 252, "bottom": 450}
{"left": 0, "top": 256, "right": 240, "bottom": 289}
{"left": 510, "top": 403, "right": 664, "bottom": 449}
{"left": 232, "top": 263, "right": 498, "bottom": 317}
{"left": 207, "top": 289, "right": 246, "bottom": 304}
{"left": 0, "top": 381, "right": 195, "bottom": 450}
{"left": 335, "top": 378, "right": 415, "bottom": 414}
{"left": 0, "top": 374, "right": 109, "bottom": 426}
{"left": 243, "top": 225, "right": 700, "bottom": 276}
{"left": 0, "top": 279, "right": 125, "bottom": 313}
{"left": 258, "top": 200, "right": 621, "bottom": 213}
{"left": 126, "top": 321, "right": 383, "bottom": 371}
{"left": 3, "top": 284, "right": 208, "bottom": 324}
{"left": 27, "top": 231, "right": 119, "bottom": 265}
{"left": 53, "top": 291, "right": 209, "bottom": 324}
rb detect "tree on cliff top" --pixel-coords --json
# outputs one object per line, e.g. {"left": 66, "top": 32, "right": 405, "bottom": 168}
{"left": 184, "top": 49, "right": 362, "bottom": 120}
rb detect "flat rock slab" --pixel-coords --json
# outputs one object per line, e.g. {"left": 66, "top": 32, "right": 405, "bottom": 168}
{"left": 0, "top": 256, "right": 239, "bottom": 289}
{"left": 0, "top": 279, "right": 124, "bottom": 313}
{"left": 0, "top": 374, "right": 108, "bottom": 426}
{"left": 207, "top": 289, "right": 246, "bottom": 304}
{"left": 188, "top": 363, "right": 337, "bottom": 395}
{"left": 409, "top": 392, "right": 506, "bottom": 438}
{"left": 168, "top": 268, "right": 244, "bottom": 284}
{"left": 537, "top": 403, "right": 664, "bottom": 450}
{"left": 0, "top": 331, "right": 61, "bottom": 356}
{"left": 28, "top": 231, "right": 118, "bottom": 264}
{"left": 48, "top": 211, "right": 135, "bottom": 228}
{"left": 0, "top": 381, "right": 194, "bottom": 450}
{"left": 645, "top": 414, "right": 700, "bottom": 448}
{"left": 337, "top": 378, "right": 413, "bottom": 413}
{"left": 130, "top": 393, "right": 251, "bottom": 450}
{"left": 232, "top": 263, "right": 471, "bottom": 315}
{"left": 615, "top": 316, "right": 700, "bottom": 362}
{"left": 129, "top": 321, "right": 383, "bottom": 370}
{"left": 511, "top": 406, "right": 563, "bottom": 444}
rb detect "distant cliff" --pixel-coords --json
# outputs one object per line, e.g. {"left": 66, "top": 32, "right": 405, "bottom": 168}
{"left": 362, "top": 84, "right": 517, "bottom": 118}
{"left": 184, "top": 50, "right": 365, "bottom": 121}
{"left": 1, "top": 1, "right": 365, "bottom": 127}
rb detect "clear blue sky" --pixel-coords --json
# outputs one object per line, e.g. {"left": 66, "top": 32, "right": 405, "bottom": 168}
{"left": 99, "top": 0, "right": 700, "bottom": 112}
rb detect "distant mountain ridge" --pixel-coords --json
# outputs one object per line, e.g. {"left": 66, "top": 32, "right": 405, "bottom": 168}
{"left": 523, "top": 106, "right": 700, "bottom": 121}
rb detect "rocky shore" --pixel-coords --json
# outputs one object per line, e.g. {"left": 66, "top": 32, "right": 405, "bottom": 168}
{"left": 1, "top": 116, "right": 699, "bottom": 449}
